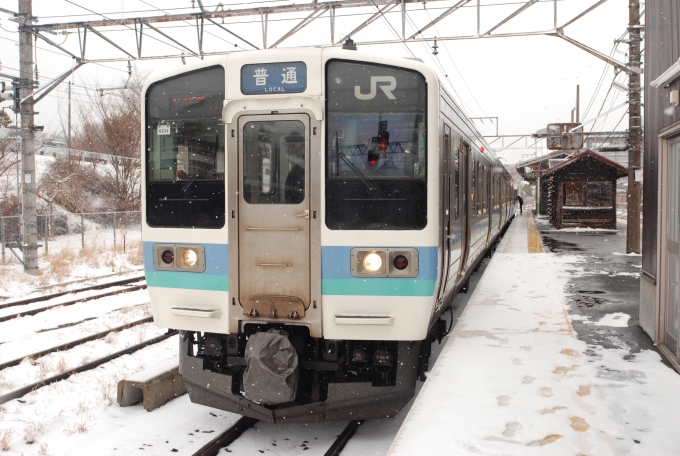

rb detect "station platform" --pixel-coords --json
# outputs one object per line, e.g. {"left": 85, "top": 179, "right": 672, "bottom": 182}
{"left": 387, "top": 211, "right": 675, "bottom": 455}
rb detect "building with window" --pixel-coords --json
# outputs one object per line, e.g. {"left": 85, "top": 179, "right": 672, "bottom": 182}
{"left": 640, "top": 0, "right": 680, "bottom": 371}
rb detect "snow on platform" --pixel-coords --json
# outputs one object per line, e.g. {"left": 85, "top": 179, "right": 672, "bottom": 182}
{"left": 388, "top": 213, "right": 680, "bottom": 455}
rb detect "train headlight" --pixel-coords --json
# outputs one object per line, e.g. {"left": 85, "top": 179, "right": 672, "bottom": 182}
{"left": 181, "top": 248, "right": 198, "bottom": 267}
{"left": 362, "top": 252, "right": 383, "bottom": 272}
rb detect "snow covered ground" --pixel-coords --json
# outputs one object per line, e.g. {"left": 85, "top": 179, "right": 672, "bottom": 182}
{"left": 389, "top": 216, "right": 680, "bottom": 455}
{"left": 1, "top": 212, "right": 676, "bottom": 455}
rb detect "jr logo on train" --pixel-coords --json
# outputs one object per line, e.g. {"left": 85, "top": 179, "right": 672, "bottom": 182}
{"left": 141, "top": 47, "right": 516, "bottom": 422}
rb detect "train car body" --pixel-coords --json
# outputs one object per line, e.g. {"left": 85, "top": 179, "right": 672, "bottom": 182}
{"left": 141, "top": 47, "right": 515, "bottom": 422}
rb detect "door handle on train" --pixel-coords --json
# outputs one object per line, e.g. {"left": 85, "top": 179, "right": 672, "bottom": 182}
{"left": 296, "top": 209, "right": 310, "bottom": 219}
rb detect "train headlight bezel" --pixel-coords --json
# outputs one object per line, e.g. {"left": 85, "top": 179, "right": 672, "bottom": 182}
{"left": 153, "top": 244, "right": 206, "bottom": 272}
{"left": 350, "top": 248, "right": 418, "bottom": 278}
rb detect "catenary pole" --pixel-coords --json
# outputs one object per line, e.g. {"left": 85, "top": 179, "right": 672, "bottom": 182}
{"left": 19, "top": 0, "right": 39, "bottom": 273}
{"left": 626, "top": 1, "right": 641, "bottom": 253}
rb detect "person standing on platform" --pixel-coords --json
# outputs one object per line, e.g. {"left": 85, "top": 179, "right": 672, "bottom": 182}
{"left": 517, "top": 195, "right": 523, "bottom": 214}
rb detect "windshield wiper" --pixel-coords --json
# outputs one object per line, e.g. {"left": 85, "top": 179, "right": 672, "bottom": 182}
{"left": 337, "top": 152, "right": 376, "bottom": 191}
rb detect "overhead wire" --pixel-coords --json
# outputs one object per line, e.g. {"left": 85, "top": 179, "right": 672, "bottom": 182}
{"left": 63, "top": 0, "right": 204, "bottom": 56}
{"left": 367, "top": 0, "right": 416, "bottom": 59}
{"left": 594, "top": 109, "right": 629, "bottom": 150}
{"left": 420, "top": 7, "right": 497, "bottom": 135}
{"left": 137, "top": 0, "right": 246, "bottom": 50}
{"left": 581, "top": 8, "right": 644, "bottom": 125}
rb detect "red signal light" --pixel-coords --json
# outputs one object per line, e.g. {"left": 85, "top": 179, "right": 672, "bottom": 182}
{"left": 393, "top": 255, "right": 409, "bottom": 270}
{"left": 161, "top": 250, "right": 174, "bottom": 264}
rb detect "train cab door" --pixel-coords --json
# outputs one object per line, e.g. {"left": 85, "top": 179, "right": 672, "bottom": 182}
{"left": 457, "top": 143, "right": 469, "bottom": 278}
{"left": 237, "top": 114, "right": 311, "bottom": 320}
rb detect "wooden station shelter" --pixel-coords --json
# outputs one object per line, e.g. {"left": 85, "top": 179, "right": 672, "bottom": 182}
{"left": 542, "top": 150, "right": 627, "bottom": 229}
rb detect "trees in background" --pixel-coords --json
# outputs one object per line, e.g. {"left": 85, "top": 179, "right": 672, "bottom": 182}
{"left": 0, "top": 126, "right": 19, "bottom": 216}
{"left": 39, "top": 79, "right": 142, "bottom": 214}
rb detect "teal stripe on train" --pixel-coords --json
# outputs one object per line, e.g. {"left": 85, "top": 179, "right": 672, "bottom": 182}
{"left": 322, "top": 278, "right": 436, "bottom": 296}
{"left": 145, "top": 270, "right": 229, "bottom": 291}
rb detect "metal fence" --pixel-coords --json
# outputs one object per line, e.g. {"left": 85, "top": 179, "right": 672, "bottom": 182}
{"left": 0, "top": 211, "right": 141, "bottom": 261}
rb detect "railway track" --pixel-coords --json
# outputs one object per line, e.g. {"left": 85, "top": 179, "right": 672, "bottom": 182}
{"left": 192, "top": 418, "right": 365, "bottom": 456}
{"left": 0, "top": 275, "right": 146, "bottom": 311}
{"left": 0, "top": 279, "right": 147, "bottom": 323}
{"left": 0, "top": 329, "right": 177, "bottom": 405}
{"left": 0, "top": 316, "right": 153, "bottom": 371}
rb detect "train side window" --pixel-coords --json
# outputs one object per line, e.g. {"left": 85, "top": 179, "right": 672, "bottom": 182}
{"left": 454, "top": 147, "right": 460, "bottom": 221}
{"left": 477, "top": 162, "right": 482, "bottom": 215}
{"left": 471, "top": 159, "right": 476, "bottom": 215}
{"left": 481, "top": 165, "right": 486, "bottom": 214}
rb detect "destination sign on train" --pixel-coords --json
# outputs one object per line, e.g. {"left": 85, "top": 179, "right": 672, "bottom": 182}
{"left": 241, "top": 62, "right": 307, "bottom": 95}
{"left": 171, "top": 95, "right": 206, "bottom": 108}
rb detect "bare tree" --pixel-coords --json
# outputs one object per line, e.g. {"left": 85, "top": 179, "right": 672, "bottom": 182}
{"left": 70, "top": 77, "right": 143, "bottom": 212}
{"left": 0, "top": 127, "right": 19, "bottom": 216}
{"left": 0, "top": 111, "right": 12, "bottom": 128}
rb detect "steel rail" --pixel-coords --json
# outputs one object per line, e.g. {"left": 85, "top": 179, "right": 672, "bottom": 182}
{"left": 0, "top": 275, "right": 145, "bottom": 310}
{"left": 0, "top": 330, "right": 177, "bottom": 405}
{"left": 0, "top": 283, "right": 147, "bottom": 323}
{"left": 325, "top": 420, "right": 365, "bottom": 456}
{"left": 0, "top": 316, "right": 153, "bottom": 371}
{"left": 189, "top": 416, "right": 364, "bottom": 455}
{"left": 191, "top": 416, "right": 259, "bottom": 456}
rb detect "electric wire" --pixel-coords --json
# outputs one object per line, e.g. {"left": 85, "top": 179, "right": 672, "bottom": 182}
{"left": 594, "top": 109, "right": 629, "bottom": 150}
{"left": 580, "top": 8, "right": 644, "bottom": 124}
{"left": 137, "top": 0, "right": 247, "bottom": 50}
{"left": 367, "top": 0, "right": 416, "bottom": 59}
{"left": 421, "top": 7, "right": 497, "bottom": 135}
{"left": 62, "top": 0, "right": 204, "bottom": 56}
{"left": 399, "top": 10, "right": 476, "bottom": 116}
{"left": 36, "top": 0, "right": 570, "bottom": 21}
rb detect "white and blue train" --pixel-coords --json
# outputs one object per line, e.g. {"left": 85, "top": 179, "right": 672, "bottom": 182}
{"left": 141, "top": 45, "right": 515, "bottom": 423}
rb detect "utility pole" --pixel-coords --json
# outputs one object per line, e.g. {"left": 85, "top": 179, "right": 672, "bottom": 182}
{"left": 19, "top": 0, "right": 39, "bottom": 273}
{"left": 626, "top": 1, "right": 641, "bottom": 254}
{"left": 575, "top": 85, "right": 580, "bottom": 123}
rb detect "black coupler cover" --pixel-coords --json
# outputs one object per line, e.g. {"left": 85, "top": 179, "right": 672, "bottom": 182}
{"left": 243, "top": 329, "right": 299, "bottom": 405}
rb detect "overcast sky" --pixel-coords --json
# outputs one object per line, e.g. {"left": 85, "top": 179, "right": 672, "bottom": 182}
{"left": 0, "top": 0, "right": 634, "bottom": 164}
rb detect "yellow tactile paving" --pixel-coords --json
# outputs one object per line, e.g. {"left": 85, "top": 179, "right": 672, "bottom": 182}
{"left": 526, "top": 213, "right": 545, "bottom": 253}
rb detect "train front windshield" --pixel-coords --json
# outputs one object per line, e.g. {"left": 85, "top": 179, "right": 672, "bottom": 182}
{"left": 145, "top": 66, "right": 225, "bottom": 228}
{"left": 325, "top": 60, "right": 427, "bottom": 230}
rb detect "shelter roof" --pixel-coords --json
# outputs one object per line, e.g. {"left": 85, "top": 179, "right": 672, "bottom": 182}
{"left": 542, "top": 149, "right": 627, "bottom": 178}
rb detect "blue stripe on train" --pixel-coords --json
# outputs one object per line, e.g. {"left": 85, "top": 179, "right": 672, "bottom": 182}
{"left": 320, "top": 246, "right": 437, "bottom": 280}
{"left": 143, "top": 242, "right": 228, "bottom": 291}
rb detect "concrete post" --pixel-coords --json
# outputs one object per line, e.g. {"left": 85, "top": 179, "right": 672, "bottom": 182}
{"left": 19, "top": 0, "right": 39, "bottom": 274}
{"left": 626, "top": 1, "right": 641, "bottom": 253}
